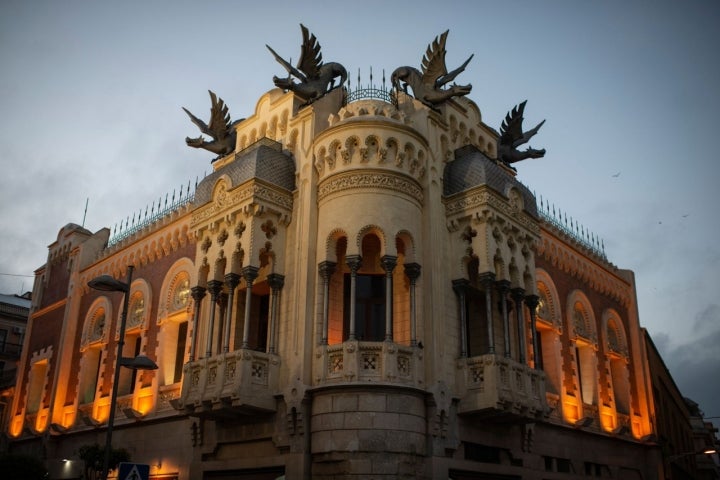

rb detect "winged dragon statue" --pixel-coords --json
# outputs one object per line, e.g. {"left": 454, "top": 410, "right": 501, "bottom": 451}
{"left": 183, "top": 90, "right": 242, "bottom": 160}
{"left": 266, "top": 24, "right": 347, "bottom": 103}
{"left": 391, "top": 31, "right": 473, "bottom": 108}
{"left": 497, "top": 100, "right": 546, "bottom": 167}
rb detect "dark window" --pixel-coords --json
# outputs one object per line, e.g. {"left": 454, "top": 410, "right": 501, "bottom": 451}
{"left": 464, "top": 442, "right": 501, "bottom": 464}
{"left": 466, "top": 288, "right": 490, "bottom": 356}
{"left": 173, "top": 321, "right": 188, "bottom": 383}
{"left": 343, "top": 274, "right": 385, "bottom": 341}
{"left": 556, "top": 458, "right": 572, "bottom": 473}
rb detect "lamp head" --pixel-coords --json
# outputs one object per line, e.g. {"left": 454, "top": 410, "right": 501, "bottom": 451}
{"left": 120, "top": 355, "right": 158, "bottom": 370}
{"left": 88, "top": 275, "right": 129, "bottom": 293}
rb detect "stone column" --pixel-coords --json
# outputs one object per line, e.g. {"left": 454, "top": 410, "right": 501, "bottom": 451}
{"left": 452, "top": 279, "right": 470, "bottom": 358}
{"left": 318, "top": 261, "right": 336, "bottom": 345}
{"left": 404, "top": 263, "right": 421, "bottom": 347}
{"left": 216, "top": 292, "right": 227, "bottom": 354}
{"left": 496, "top": 280, "right": 511, "bottom": 358}
{"left": 525, "top": 294, "right": 542, "bottom": 370}
{"left": 188, "top": 286, "right": 206, "bottom": 361}
{"left": 267, "top": 273, "right": 285, "bottom": 354}
{"left": 512, "top": 288, "right": 526, "bottom": 364}
{"left": 381, "top": 255, "right": 397, "bottom": 342}
{"left": 205, "top": 280, "right": 223, "bottom": 358}
{"left": 345, "top": 255, "right": 362, "bottom": 341}
{"left": 479, "top": 273, "right": 496, "bottom": 354}
{"left": 240, "top": 266, "right": 259, "bottom": 349}
{"left": 222, "top": 273, "right": 240, "bottom": 353}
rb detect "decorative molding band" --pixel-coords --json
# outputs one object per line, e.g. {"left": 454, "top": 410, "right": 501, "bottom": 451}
{"left": 537, "top": 233, "right": 631, "bottom": 307}
{"left": 317, "top": 170, "right": 423, "bottom": 205}
{"left": 191, "top": 180, "right": 294, "bottom": 228}
{"left": 444, "top": 187, "right": 540, "bottom": 235}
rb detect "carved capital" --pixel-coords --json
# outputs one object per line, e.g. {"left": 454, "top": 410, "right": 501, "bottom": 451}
{"left": 224, "top": 273, "right": 241, "bottom": 291}
{"left": 380, "top": 255, "right": 397, "bottom": 275}
{"left": 511, "top": 287, "right": 526, "bottom": 302}
{"left": 478, "top": 272, "right": 496, "bottom": 288}
{"left": 267, "top": 273, "right": 285, "bottom": 291}
{"left": 346, "top": 255, "right": 362, "bottom": 274}
{"left": 495, "top": 279, "right": 511, "bottom": 294}
{"left": 525, "top": 294, "right": 540, "bottom": 310}
{"left": 318, "top": 261, "right": 337, "bottom": 281}
{"left": 191, "top": 286, "right": 207, "bottom": 302}
{"left": 404, "top": 262, "right": 422, "bottom": 283}
{"left": 207, "top": 280, "right": 224, "bottom": 298}
{"left": 452, "top": 278, "right": 470, "bottom": 295}
{"left": 242, "top": 266, "right": 259, "bottom": 284}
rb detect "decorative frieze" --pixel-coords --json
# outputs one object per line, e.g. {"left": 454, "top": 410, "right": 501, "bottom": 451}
{"left": 318, "top": 170, "right": 423, "bottom": 205}
{"left": 444, "top": 186, "right": 540, "bottom": 236}
{"left": 191, "top": 180, "right": 293, "bottom": 228}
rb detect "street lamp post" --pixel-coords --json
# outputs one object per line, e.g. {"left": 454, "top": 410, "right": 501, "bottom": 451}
{"left": 88, "top": 266, "right": 158, "bottom": 480}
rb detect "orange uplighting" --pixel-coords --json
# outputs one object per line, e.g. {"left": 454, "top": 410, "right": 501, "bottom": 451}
{"left": 9, "top": 415, "right": 23, "bottom": 437}
{"left": 35, "top": 410, "right": 49, "bottom": 432}
{"left": 135, "top": 389, "right": 155, "bottom": 415}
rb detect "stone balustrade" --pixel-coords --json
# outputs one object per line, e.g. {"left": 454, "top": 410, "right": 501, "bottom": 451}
{"left": 314, "top": 341, "right": 424, "bottom": 388}
{"left": 457, "top": 354, "right": 548, "bottom": 420}
{"left": 178, "top": 349, "right": 280, "bottom": 415}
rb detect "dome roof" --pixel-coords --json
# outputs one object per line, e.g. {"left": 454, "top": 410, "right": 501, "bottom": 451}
{"left": 443, "top": 145, "right": 538, "bottom": 219}
{"left": 195, "top": 139, "right": 296, "bottom": 207}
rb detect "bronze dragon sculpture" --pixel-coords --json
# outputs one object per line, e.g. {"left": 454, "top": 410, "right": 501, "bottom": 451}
{"left": 183, "top": 90, "right": 241, "bottom": 160}
{"left": 391, "top": 30, "right": 473, "bottom": 108}
{"left": 267, "top": 24, "right": 347, "bottom": 103}
{"left": 497, "top": 100, "right": 546, "bottom": 167}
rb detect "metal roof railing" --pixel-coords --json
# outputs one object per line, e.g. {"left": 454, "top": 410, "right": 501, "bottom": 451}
{"left": 107, "top": 180, "right": 197, "bottom": 247}
{"left": 536, "top": 194, "right": 607, "bottom": 261}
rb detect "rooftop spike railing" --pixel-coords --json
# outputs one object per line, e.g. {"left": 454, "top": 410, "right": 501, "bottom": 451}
{"left": 344, "top": 67, "right": 397, "bottom": 106}
{"left": 536, "top": 193, "right": 607, "bottom": 261}
{"left": 107, "top": 178, "right": 199, "bottom": 247}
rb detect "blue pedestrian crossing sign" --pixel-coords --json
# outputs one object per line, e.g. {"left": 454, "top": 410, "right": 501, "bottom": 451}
{"left": 118, "top": 462, "right": 150, "bottom": 480}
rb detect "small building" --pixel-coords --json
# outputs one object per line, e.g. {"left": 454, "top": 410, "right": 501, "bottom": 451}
{"left": 0, "top": 291, "right": 30, "bottom": 453}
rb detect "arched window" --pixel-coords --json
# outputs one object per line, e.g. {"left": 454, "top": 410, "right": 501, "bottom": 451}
{"left": 117, "top": 287, "right": 149, "bottom": 397}
{"left": 344, "top": 234, "right": 385, "bottom": 341}
{"left": 157, "top": 263, "right": 193, "bottom": 387}
{"left": 604, "top": 312, "right": 631, "bottom": 415}
{"left": 534, "top": 272, "right": 562, "bottom": 397}
{"left": 567, "top": 292, "right": 598, "bottom": 407}
{"left": 78, "top": 300, "right": 111, "bottom": 406}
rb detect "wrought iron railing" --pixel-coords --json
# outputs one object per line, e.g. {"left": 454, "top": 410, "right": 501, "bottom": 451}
{"left": 536, "top": 194, "right": 607, "bottom": 261}
{"left": 107, "top": 180, "right": 197, "bottom": 247}
{"left": 344, "top": 67, "right": 397, "bottom": 106}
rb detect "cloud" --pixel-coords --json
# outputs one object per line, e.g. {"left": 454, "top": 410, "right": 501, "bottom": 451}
{"left": 657, "top": 313, "right": 720, "bottom": 418}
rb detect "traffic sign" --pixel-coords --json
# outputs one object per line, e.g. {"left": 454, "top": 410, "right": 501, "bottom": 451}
{"left": 118, "top": 462, "right": 150, "bottom": 480}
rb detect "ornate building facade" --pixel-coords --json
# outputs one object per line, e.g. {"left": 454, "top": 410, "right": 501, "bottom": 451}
{"left": 7, "top": 29, "right": 677, "bottom": 480}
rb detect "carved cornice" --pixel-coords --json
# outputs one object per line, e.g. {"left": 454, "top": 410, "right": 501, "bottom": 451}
{"left": 537, "top": 230, "right": 632, "bottom": 307}
{"left": 317, "top": 170, "right": 423, "bottom": 206}
{"left": 444, "top": 186, "right": 540, "bottom": 236}
{"left": 191, "top": 180, "right": 294, "bottom": 228}
{"left": 84, "top": 220, "right": 195, "bottom": 288}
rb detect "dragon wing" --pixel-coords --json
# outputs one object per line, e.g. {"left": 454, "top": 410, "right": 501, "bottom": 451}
{"left": 296, "top": 24, "right": 323, "bottom": 80}
{"left": 183, "top": 107, "right": 211, "bottom": 136}
{"left": 421, "top": 31, "right": 449, "bottom": 87}
{"left": 266, "top": 44, "right": 308, "bottom": 83}
{"left": 500, "top": 101, "right": 527, "bottom": 146}
{"left": 437, "top": 53, "right": 474, "bottom": 87}
{"left": 206, "top": 91, "right": 232, "bottom": 140}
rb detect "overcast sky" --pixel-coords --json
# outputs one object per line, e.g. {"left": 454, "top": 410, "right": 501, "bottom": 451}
{"left": 1, "top": 1, "right": 718, "bottom": 419}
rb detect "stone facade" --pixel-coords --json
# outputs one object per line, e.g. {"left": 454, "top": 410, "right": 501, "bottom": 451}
{"left": 7, "top": 69, "right": 673, "bottom": 479}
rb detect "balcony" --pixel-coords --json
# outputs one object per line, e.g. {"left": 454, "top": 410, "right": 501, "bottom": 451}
{"left": 457, "top": 354, "right": 548, "bottom": 421}
{"left": 178, "top": 349, "right": 280, "bottom": 417}
{"left": 314, "top": 341, "right": 424, "bottom": 387}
